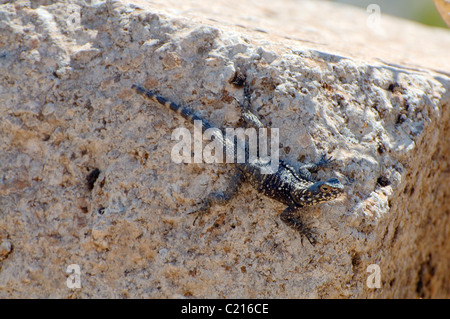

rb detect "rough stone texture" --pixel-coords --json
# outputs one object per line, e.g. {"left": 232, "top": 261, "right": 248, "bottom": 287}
{"left": 0, "top": 0, "right": 449, "bottom": 298}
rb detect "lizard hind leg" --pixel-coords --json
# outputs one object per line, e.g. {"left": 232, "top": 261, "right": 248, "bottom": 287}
{"left": 233, "top": 84, "right": 265, "bottom": 129}
{"left": 189, "top": 170, "right": 244, "bottom": 225}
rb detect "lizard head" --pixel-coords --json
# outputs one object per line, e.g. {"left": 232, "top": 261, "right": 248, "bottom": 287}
{"left": 292, "top": 178, "right": 344, "bottom": 207}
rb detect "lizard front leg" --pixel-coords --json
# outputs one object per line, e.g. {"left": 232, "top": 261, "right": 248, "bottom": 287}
{"left": 280, "top": 206, "right": 318, "bottom": 245}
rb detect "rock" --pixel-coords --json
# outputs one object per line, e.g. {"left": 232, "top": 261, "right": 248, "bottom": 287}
{"left": 0, "top": 0, "right": 449, "bottom": 298}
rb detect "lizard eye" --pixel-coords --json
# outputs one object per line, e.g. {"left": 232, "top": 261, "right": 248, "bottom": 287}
{"left": 320, "top": 185, "right": 330, "bottom": 193}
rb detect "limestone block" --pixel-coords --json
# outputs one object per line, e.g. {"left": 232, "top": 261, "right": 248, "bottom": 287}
{"left": 0, "top": 0, "right": 449, "bottom": 298}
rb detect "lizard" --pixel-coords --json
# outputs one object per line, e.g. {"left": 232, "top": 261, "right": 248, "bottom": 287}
{"left": 131, "top": 77, "right": 344, "bottom": 245}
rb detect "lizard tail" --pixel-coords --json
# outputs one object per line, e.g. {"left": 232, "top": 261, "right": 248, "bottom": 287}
{"left": 132, "top": 84, "right": 212, "bottom": 131}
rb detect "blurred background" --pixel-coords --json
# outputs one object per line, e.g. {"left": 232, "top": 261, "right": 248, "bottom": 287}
{"left": 330, "top": 0, "right": 449, "bottom": 28}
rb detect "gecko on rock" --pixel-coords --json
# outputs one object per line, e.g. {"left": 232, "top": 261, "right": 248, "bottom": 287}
{"left": 132, "top": 76, "right": 344, "bottom": 245}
